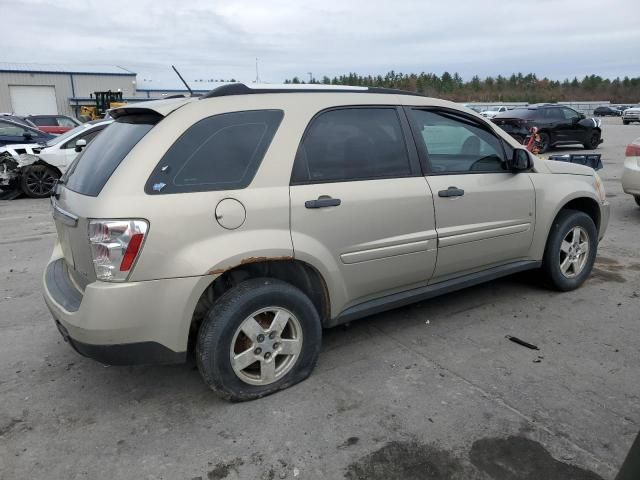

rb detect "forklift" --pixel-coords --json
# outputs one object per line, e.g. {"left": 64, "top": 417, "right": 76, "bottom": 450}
{"left": 80, "top": 91, "right": 127, "bottom": 121}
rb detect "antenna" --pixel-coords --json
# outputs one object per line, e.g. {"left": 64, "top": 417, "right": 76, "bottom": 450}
{"left": 255, "top": 58, "right": 260, "bottom": 83}
{"left": 172, "top": 65, "right": 193, "bottom": 96}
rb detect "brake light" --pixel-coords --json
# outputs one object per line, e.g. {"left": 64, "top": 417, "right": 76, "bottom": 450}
{"left": 625, "top": 143, "right": 640, "bottom": 157}
{"left": 88, "top": 220, "right": 148, "bottom": 281}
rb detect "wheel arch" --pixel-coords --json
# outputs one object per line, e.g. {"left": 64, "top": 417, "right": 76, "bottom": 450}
{"left": 188, "top": 259, "right": 330, "bottom": 352}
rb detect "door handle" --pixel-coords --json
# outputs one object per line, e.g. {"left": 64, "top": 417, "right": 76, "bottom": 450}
{"left": 305, "top": 196, "right": 342, "bottom": 209}
{"left": 438, "top": 186, "right": 465, "bottom": 198}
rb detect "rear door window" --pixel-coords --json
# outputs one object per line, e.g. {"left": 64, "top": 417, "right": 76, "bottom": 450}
{"left": 145, "top": 110, "right": 283, "bottom": 194}
{"left": 291, "top": 107, "right": 413, "bottom": 184}
{"left": 31, "top": 117, "right": 57, "bottom": 126}
{"left": 64, "top": 114, "right": 159, "bottom": 196}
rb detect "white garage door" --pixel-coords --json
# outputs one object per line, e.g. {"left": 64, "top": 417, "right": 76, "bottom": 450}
{"left": 9, "top": 85, "right": 58, "bottom": 115}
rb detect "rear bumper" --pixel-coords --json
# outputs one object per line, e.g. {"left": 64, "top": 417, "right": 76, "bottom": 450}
{"left": 54, "top": 320, "right": 185, "bottom": 365}
{"left": 43, "top": 249, "right": 209, "bottom": 365}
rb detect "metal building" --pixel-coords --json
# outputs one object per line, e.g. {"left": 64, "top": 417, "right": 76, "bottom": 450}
{"left": 0, "top": 63, "right": 137, "bottom": 117}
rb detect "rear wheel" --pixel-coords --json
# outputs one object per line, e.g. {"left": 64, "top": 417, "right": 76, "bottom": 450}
{"left": 21, "top": 164, "right": 59, "bottom": 198}
{"left": 623, "top": 121, "right": 630, "bottom": 125}
{"left": 196, "top": 278, "right": 322, "bottom": 401}
{"left": 584, "top": 130, "right": 601, "bottom": 150}
{"left": 537, "top": 132, "right": 550, "bottom": 153}
{"left": 541, "top": 209, "right": 597, "bottom": 291}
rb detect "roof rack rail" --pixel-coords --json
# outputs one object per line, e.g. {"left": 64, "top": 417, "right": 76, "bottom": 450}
{"left": 199, "top": 82, "right": 425, "bottom": 99}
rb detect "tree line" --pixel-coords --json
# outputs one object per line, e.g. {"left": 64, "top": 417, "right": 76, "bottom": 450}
{"left": 283, "top": 72, "right": 640, "bottom": 103}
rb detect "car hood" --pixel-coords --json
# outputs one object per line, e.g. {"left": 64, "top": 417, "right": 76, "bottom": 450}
{"left": 624, "top": 107, "right": 640, "bottom": 113}
{"left": 545, "top": 159, "right": 594, "bottom": 176}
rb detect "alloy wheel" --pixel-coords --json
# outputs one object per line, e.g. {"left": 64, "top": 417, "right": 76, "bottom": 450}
{"left": 230, "top": 307, "right": 303, "bottom": 386}
{"left": 559, "top": 226, "right": 590, "bottom": 278}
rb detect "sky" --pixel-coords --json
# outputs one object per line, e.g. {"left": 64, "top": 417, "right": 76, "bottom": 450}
{"left": 1, "top": 0, "right": 638, "bottom": 88}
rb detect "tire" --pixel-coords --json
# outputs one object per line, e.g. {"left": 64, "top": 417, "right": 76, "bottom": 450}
{"left": 623, "top": 121, "right": 629, "bottom": 125}
{"left": 583, "top": 130, "right": 601, "bottom": 150}
{"left": 20, "top": 164, "right": 59, "bottom": 198}
{"left": 196, "top": 278, "right": 322, "bottom": 401}
{"left": 635, "top": 196, "right": 640, "bottom": 207}
{"left": 541, "top": 209, "right": 598, "bottom": 291}
{"left": 537, "top": 132, "right": 550, "bottom": 153}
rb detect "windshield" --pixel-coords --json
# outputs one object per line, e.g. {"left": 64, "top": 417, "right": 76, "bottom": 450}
{"left": 64, "top": 114, "right": 159, "bottom": 196}
{"left": 488, "top": 106, "right": 502, "bottom": 111}
{"left": 45, "top": 124, "right": 91, "bottom": 147}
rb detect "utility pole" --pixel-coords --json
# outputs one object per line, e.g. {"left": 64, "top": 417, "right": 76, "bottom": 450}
{"left": 255, "top": 58, "right": 260, "bottom": 83}
{"left": 307, "top": 72, "right": 313, "bottom": 83}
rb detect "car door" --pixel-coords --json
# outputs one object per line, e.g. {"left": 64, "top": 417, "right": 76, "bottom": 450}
{"left": 560, "top": 107, "right": 586, "bottom": 143}
{"left": 289, "top": 106, "right": 437, "bottom": 314}
{"left": 405, "top": 107, "right": 535, "bottom": 282}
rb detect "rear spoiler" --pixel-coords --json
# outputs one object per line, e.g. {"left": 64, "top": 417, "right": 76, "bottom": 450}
{"left": 108, "top": 97, "right": 195, "bottom": 119}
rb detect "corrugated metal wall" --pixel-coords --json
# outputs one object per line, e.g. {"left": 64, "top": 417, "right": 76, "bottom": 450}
{"left": 0, "top": 72, "right": 135, "bottom": 116}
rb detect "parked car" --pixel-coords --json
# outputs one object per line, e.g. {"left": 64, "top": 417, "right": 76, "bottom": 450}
{"left": 480, "top": 105, "right": 508, "bottom": 118}
{"left": 593, "top": 106, "right": 621, "bottom": 117}
{"left": 622, "top": 137, "right": 640, "bottom": 207}
{"left": 0, "top": 119, "right": 111, "bottom": 198}
{"left": 44, "top": 84, "right": 609, "bottom": 401}
{"left": 25, "top": 115, "right": 81, "bottom": 135}
{"left": 0, "top": 117, "right": 53, "bottom": 147}
{"left": 492, "top": 105, "right": 602, "bottom": 153}
{"left": 622, "top": 106, "right": 640, "bottom": 125}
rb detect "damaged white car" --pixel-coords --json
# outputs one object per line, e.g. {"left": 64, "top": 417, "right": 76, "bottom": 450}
{"left": 0, "top": 119, "right": 111, "bottom": 198}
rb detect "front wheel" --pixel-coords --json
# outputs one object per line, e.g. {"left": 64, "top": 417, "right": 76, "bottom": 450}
{"left": 196, "top": 278, "right": 322, "bottom": 401}
{"left": 541, "top": 209, "right": 598, "bottom": 291}
{"left": 623, "top": 121, "right": 630, "bottom": 125}
{"left": 584, "top": 130, "right": 601, "bottom": 150}
{"left": 21, "top": 164, "right": 59, "bottom": 198}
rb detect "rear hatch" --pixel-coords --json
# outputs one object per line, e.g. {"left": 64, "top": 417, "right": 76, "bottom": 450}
{"left": 491, "top": 109, "right": 537, "bottom": 134}
{"left": 51, "top": 98, "right": 192, "bottom": 287}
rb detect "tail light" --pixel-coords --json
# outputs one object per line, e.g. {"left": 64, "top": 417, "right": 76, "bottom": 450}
{"left": 625, "top": 143, "right": 640, "bottom": 158}
{"left": 88, "top": 220, "right": 149, "bottom": 282}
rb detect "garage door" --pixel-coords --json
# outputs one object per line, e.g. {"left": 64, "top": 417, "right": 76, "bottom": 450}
{"left": 9, "top": 85, "right": 58, "bottom": 115}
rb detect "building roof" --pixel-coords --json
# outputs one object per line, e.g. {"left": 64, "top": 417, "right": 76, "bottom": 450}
{"left": 0, "top": 62, "right": 136, "bottom": 76}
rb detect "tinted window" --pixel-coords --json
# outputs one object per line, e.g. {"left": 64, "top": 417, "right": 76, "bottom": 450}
{"left": 145, "top": 110, "right": 282, "bottom": 194}
{"left": 562, "top": 108, "right": 579, "bottom": 120}
{"left": 292, "top": 108, "right": 411, "bottom": 183}
{"left": 30, "top": 117, "right": 57, "bottom": 126}
{"left": 64, "top": 114, "right": 159, "bottom": 196}
{"left": 544, "top": 108, "right": 563, "bottom": 120}
{"left": 0, "top": 120, "right": 27, "bottom": 136}
{"left": 409, "top": 109, "right": 506, "bottom": 173}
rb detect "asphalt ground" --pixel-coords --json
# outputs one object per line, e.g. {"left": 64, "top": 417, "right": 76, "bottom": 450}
{"left": 1, "top": 116, "right": 639, "bottom": 479}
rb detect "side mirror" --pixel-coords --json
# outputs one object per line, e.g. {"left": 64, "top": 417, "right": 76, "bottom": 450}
{"left": 509, "top": 148, "right": 532, "bottom": 172}
{"left": 74, "top": 138, "right": 87, "bottom": 153}
{"left": 579, "top": 113, "right": 585, "bottom": 120}
{"left": 22, "top": 131, "right": 33, "bottom": 140}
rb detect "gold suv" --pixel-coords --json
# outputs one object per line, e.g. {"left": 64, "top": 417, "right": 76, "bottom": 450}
{"left": 44, "top": 84, "right": 610, "bottom": 401}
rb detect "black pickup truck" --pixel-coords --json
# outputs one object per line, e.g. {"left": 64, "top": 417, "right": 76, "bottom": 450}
{"left": 491, "top": 104, "right": 603, "bottom": 153}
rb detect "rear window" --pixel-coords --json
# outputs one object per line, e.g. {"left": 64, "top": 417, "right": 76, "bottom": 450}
{"left": 64, "top": 114, "right": 159, "bottom": 196}
{"left": 30, "top": 117, "right": 57, "bottom": 126}
{"left": 145, "top": 110, "right": 283, "bottom": 194}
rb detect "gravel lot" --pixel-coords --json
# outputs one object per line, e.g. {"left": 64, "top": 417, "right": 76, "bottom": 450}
{"left": 1, "top": 117, "right": 639, "bottom": 480}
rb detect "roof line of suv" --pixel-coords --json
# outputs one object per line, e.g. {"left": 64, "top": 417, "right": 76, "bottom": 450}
{"left": 200, "top": 82, "right": 425, "bottom": 99}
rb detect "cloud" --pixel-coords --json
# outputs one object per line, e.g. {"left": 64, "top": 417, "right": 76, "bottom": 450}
{"left": 1, "top": 0, "right": 638, "bottom": 86}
